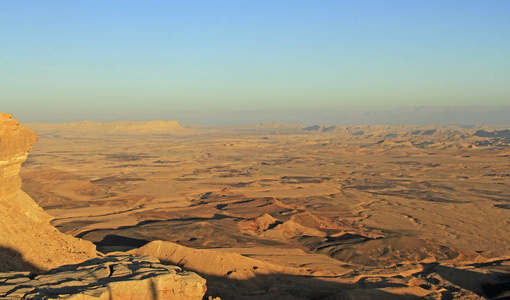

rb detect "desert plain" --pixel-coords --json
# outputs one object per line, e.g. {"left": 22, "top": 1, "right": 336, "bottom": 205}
{"left": 7, "top": 120, "right": 510, "bottom": 299}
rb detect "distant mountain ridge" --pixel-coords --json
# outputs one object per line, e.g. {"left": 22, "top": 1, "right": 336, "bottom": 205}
{"left": 474, "top": 129, "right": 510, "bottom": 138}
{"left": 163, "top": 105, "right": 510, "bottom": 126}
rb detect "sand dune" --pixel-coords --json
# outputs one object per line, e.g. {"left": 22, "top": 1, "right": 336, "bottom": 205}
{"left": 130, "top": 240, "right": 311, "bottom": 279}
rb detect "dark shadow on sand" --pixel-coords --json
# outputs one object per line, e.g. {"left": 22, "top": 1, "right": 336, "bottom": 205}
{"left": 0, "top": 245, "right": 42, "bottom": 273}
{"left": 154, "top": 263, "right": 423, "bottom": 300}
{"left": 75, "top": 214, "right": 239, "bottom": 239}
{"left": 154, "top": 256, "right": 510, "bottom": 300}
{"left": 95, "top": 234, "right": 151, "bottom": 249}
{"left": 432, "top": 264, "right": 510, "bottom": 299}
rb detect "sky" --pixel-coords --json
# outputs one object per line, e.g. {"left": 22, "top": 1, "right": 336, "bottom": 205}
{"left": 1, "top": 1, "right": 509, "bottom": 123}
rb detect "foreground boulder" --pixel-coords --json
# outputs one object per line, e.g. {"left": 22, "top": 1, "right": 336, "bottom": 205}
{"left": 0, "top": 254, "right": 206, "bottom": 299}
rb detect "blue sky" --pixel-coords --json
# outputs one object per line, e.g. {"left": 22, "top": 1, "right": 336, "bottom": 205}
{"left": 1, "top": 1, "right": 509, "bottom": 122}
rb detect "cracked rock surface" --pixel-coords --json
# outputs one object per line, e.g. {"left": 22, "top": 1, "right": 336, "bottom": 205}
{"left": 0, "top": 254, "right": 206, "bottom": 299}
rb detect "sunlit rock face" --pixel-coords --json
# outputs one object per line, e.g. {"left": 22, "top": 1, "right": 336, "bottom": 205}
{"left": 0, "top": 113, "right": 38, "bottom": 199}
{"left": 0, "top": 113, "right": 96, "bottom": 272}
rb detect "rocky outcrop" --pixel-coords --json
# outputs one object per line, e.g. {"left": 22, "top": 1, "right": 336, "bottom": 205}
{"left": 0, "top": 254, "right": 206, "bottom": 299}
{"left": 0, "top": 113, "right": 37, "bottom": 199}
{"left": 0, "top": 113, "right": 97, "bottom": 272}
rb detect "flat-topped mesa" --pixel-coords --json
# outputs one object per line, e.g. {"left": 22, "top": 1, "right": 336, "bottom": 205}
{"left": 0, "top": 113, "right": 96, "bottom": 272}
{"left": 24, "top": 120, "right": 187, "bottom": 135}
{"left": 107, "top": 120, "right": 184, "bottom": 133}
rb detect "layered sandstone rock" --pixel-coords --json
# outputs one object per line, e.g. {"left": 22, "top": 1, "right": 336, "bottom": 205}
{"left": 0, "top": 113, "right": 37, "bottom": 199}
{"left": 0, "top": 255, "right": 206, "bottom": 299}
{"left": 0, "top": 113, "right": 96, "bottom": 272}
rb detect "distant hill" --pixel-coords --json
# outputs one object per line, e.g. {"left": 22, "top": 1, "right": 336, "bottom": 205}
{"left": 474, "top": 129, "right": 510, "bottom": 138}
{"left": 300, "top": 124, "right": 472, "bottom": 140}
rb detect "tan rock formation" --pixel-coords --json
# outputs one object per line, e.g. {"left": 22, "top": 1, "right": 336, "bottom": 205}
{"left": 0, "top": 255, "right": 206, "bottom": 299}
{"left": 0, "top": 113, "right": 37, "bottom": 198}
{"left": 0, "top": 113, "right": 96, "bottom": 272}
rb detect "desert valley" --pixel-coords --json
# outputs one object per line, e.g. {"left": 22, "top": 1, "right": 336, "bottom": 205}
{"left": 1, "top": 113, "right": 510, "bottom": 299}
{"left": 3, "top": 1, "right": 509, "bottom": 299}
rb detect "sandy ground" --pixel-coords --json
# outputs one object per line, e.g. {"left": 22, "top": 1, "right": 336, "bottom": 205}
{"left": 19, "top": 124, "right": 510, "bottom": 299}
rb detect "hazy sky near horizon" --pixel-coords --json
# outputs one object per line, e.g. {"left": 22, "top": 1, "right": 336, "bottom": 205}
{"left": 1, "top": 1, "right": 509, "bottom": 122}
